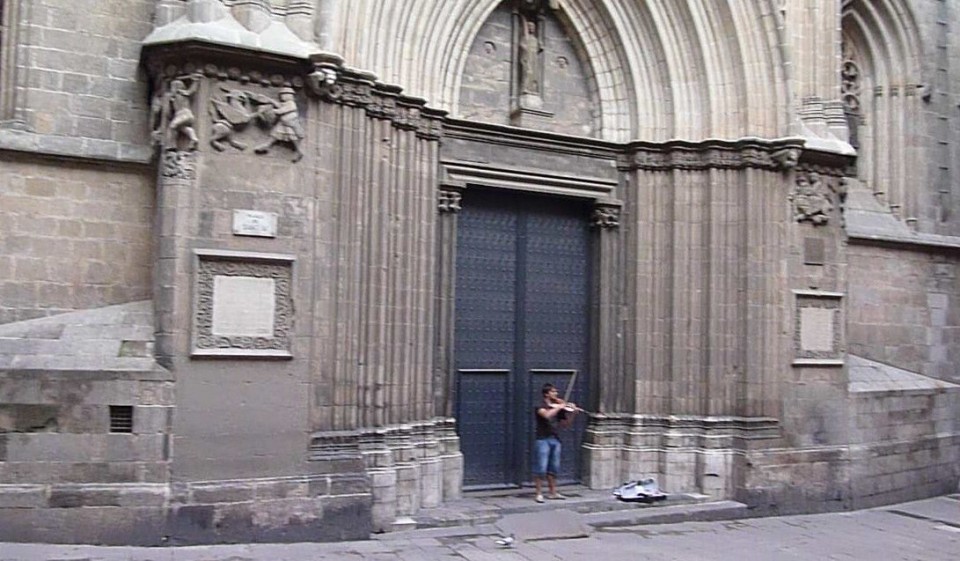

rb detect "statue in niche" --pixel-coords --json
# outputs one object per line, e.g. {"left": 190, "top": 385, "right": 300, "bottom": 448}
{"left": 792, "top": 172, "right": 833, "bottom": 225}
{"left": 518, "top": 17, "right": 543, "bottom": 96}
{"left": 253, "top": 87, "right": 305, "bottom": 162}
{"left": 152, "top": 74, "right": 201, "bottom": 150}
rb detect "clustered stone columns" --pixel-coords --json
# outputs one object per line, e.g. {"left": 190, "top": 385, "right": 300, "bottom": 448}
{"left": 583, "top": 140, "right": 805, "bottom": 494}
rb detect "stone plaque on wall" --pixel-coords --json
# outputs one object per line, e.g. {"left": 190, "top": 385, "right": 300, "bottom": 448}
{"left": 211, "top": 276, "right": 276, "bottom": 337}
{"left": 793, "top": 290, "right": 844, "bottom": 366}
{"left": 232, "top": 209, "right": 278, "bottom": 238}
{"left": 192, "top": 249, "right": 295, "bottom": 358}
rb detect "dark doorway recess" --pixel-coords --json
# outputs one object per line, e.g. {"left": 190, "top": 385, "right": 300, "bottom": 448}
{"left": 454, "top": 188, "right": 591, "bottom": 489}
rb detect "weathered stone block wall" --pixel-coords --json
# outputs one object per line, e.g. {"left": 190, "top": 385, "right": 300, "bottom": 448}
{"left": 847, "top": 244, "right": 960, "bottom": 385}
{"left": 0, "top": 161, "right": 154, "bottom": 324}
{"left": 741, "top": 387, "right": 960, "bottom": 515}
{"left": 847, "top": 388, "right": 960, "bottom": 508}
{"left": 0, "top": 374, "right": 171, "bottom": 485}
{"left": 9, "top": 0, "right": 153, "bottom": 148}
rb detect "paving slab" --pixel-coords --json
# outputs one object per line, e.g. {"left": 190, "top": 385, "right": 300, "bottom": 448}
{"left": 495, "top": 508, "right": 590, "bottom": 541}
{"left": 881, "top": 494, "right": 959, "bottom": 527}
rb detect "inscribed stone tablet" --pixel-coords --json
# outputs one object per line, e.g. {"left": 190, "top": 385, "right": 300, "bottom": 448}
{"left": 799, "top": 307, "right": 835, "bottom": 352}
{"left": 211, "top": 276, "right": 276, "bottom": 337}
{"left": 232, "top": 209, "right": 278, "bottom": 238}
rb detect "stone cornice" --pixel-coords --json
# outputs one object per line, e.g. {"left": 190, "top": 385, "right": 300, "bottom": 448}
{"left": 0, "top": 128, "right": 153, "bottom": 167}
{"left": 444, "top": 117, "right": 621, "bottom": 160}
{"left": 846, "top": 228, "right": 960, "bottom": 254}
{"left": 309, "top": 68, "right": 446, "bottom": 140}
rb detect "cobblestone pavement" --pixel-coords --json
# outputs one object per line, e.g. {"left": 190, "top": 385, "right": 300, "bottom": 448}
{"left": 1, "top": 495, "right": 957, "bottom": 561}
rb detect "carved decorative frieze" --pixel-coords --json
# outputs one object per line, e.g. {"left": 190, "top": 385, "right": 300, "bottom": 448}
{"left": 622, "top": 141, "right": 804, "bottom": 172}
{"left": 772, "top": 147, "right": 801, "bottom": 169}
{"left": 208, "top": 85, "right": 305, "bottom": 161}
{"left": 590, "top": 205, "right": 620, "bottom": 229}
{"left": 438, "top": 190, "right": 462, "bottom": 214}
{"left": 308, "top": 66, "right": 445, "bottom": 140}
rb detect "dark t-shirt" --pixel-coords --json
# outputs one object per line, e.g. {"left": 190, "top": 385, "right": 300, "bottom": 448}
{"left": 535, "top": 403, "right": 567, "bottom": 439}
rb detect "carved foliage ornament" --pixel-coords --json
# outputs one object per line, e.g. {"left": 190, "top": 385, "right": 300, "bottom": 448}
{"left": 438, "top": 190, "right": 462, "bottom": 214}
{"left": 161, "top": 149, "right": 197, "bottom": 180}
{"left": 591, "top": 206, "right": 620, "bottom": 229}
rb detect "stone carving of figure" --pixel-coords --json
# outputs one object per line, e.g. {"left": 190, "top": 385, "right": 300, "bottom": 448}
{"left": 253, "top": 87, "right": 305, "bottom": 162}
{"left": 209, "top": 87, "right": 257, "bottom": 152}
{"left": 792, "top": 172, "right": 833, "bottom": 225}
{"left": 519, "top": 18, "right": 542, "bottom": 95}
{"left": 152, "top": 74, "right": 201, "bottom": 150}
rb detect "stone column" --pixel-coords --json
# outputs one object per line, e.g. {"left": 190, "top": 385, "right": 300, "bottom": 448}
{"left": 590, "top": 201, "right": 625, "bottom": 412}
{"left": 434, "top": 185, "right": 463, "bottom": 418}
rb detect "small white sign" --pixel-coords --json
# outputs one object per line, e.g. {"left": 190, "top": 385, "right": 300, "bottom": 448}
{"left": 232, "top": 210, "right": 278, "bottom": 238}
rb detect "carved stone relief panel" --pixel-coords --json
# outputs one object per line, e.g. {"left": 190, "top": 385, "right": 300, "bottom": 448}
{"left": 791, "top": 172, "right": 835, "bottom": 225}
{"left": 192, "top": 249, "right": 295, "bottom": 358}
{"left": 208, "top": 85, "right": 305, "bottom": 161}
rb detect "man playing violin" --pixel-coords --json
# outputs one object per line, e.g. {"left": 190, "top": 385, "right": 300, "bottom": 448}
{"left": 533, "top": 383, "right": 579, "bottom": 503}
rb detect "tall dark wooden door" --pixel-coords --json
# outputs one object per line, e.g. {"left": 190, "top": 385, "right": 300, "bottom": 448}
{"left": 454, "top": 188, "right": 591, "bottom": 488}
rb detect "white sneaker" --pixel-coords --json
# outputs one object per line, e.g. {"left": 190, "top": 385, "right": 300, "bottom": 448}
{"left": 535, "top": 494, "right": 545, "bottom": 503}
{"left": 549, "top": 493, "right": 567, "bottom": 500}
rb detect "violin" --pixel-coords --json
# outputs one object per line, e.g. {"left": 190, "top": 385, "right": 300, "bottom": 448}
{"left": 550, "top": 396, "right": 584, "bottom": 413}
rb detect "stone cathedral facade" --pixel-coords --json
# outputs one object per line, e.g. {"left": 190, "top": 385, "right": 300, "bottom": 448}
{"left": 1, "top": 0, "right": 959, "bottom": 545}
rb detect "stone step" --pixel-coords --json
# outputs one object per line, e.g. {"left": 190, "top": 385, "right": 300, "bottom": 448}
{"left": 411, "top": 486, "right": 728, "bottom": 531}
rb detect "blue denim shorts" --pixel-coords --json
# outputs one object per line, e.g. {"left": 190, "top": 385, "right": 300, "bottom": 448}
{"left": 533, "top": 436, "right": 561, "bottom": 476}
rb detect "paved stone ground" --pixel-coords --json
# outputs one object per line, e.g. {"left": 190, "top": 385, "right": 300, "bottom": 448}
{"left": 0, "top": 495, "right": 957, "bottom": 561}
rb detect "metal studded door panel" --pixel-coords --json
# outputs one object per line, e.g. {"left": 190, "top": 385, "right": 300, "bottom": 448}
{"left": 455, "top": 188, "right": 591, "bottom": 488}
{"left": 455, "top": 195, "right": 518, "bottom": 487}
{"left": 523, "top": 201, "right": 591, "bottom": 483}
